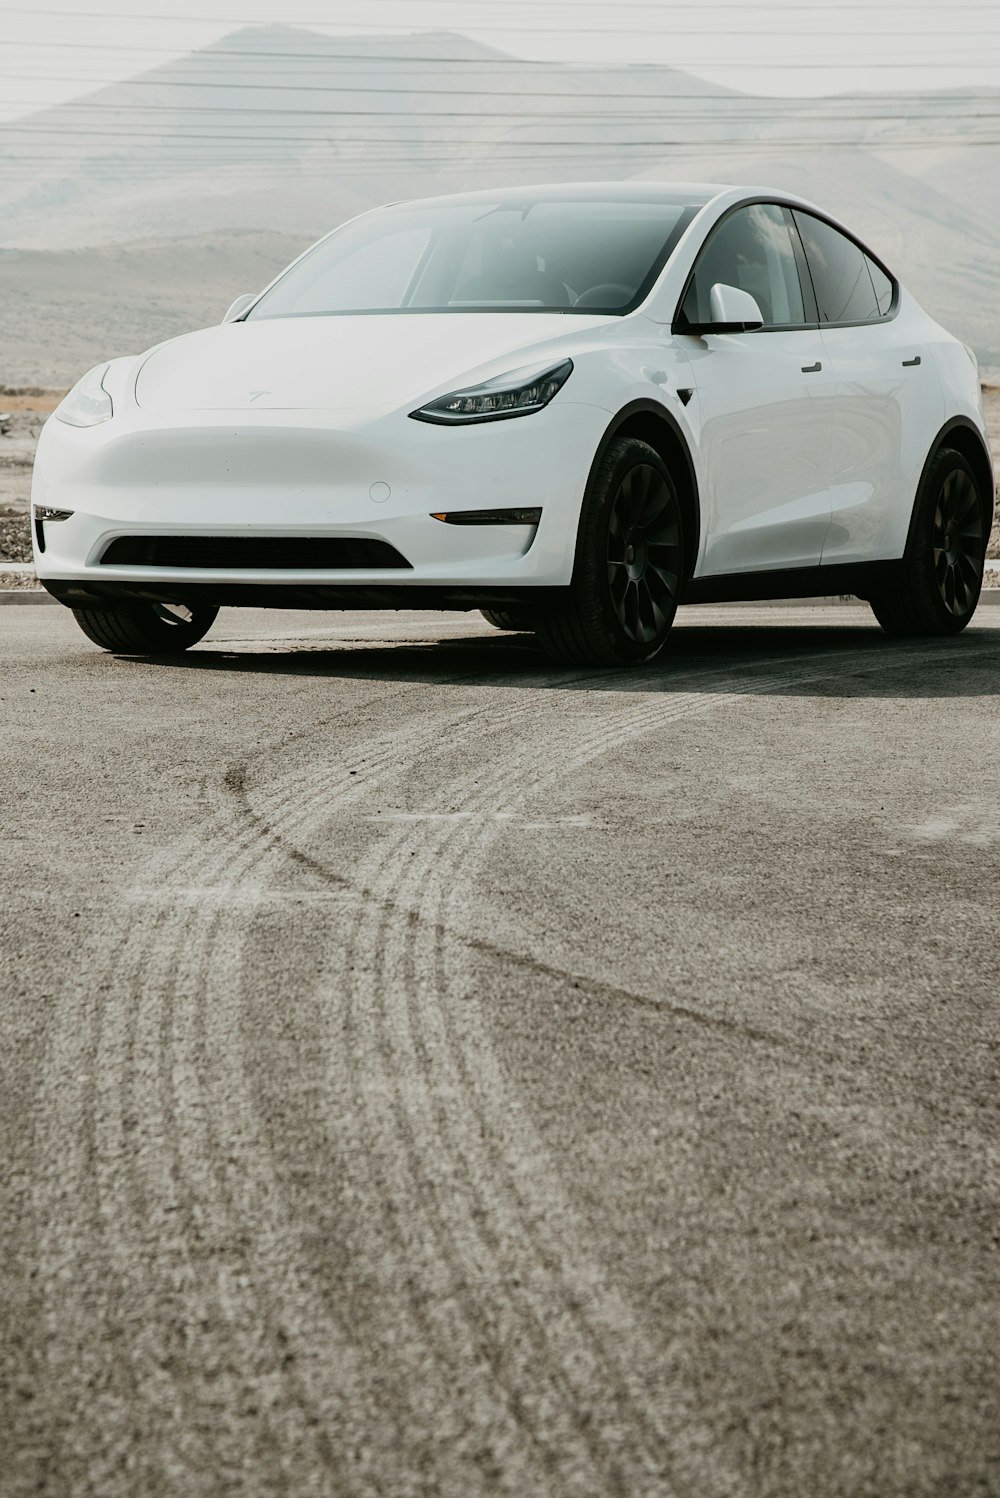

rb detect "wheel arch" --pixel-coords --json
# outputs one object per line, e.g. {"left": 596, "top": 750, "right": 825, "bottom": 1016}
{"left": 907, "top": 418, "right": 996, "bottom": 552}
{"left": 579, "top": 400, "right": 701, "bottom": 585}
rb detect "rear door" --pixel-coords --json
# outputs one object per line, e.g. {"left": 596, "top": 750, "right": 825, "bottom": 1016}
{"left": 676, "top": 202, "right": 834, "bottom": 577}
{"left": 792, "top": 210, "right": 944, "bottom": 565}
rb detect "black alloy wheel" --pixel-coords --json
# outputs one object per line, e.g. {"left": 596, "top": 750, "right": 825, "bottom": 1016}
{"left": 868, "top": 446, "right": 989, "bottom": 636}
{"left": 535, "top": 436, "right": 685, "bottom": 665}
{"left": 606, "top": 462, "right": 682, "bottom": 647}
{"left": 932, "top": 465, "right": 985, "bottom": 617}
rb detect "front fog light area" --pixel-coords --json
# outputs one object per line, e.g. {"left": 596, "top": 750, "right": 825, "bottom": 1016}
{"left": 54, "top": 364, "right": 113, "bottom": 428}
{"left": 33, "top": 506, "right": 74, "bottom": 554}
{"left": 411, "top": 359, "right": 572, "bottom": 425}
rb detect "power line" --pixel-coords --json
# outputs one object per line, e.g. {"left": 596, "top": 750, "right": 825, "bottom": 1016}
{"left": 3, "top": 62, "right": 999, "bottom": 102}
{"left": 5, "top": 2, "right": 1000, "bottom": 16}
{"left": 7, "top": 29, "right": 1000, "bottom": 47}
{"left": 6, "top": 109, "right": 997, "bottom": 126}
{"left": 4, "top": 134, "right": 999, "bottom": 155}
{"left": 4, "top": 114, "right": 999, "bottom": 141}
{"left": 4, "top": 98, "right": 999, "bottom": 120}
{"left": 6, "top": 120, "right": 1000, "bottom": 144}
{"left": 4, "top": 78, "right": 998, "bottom": 103}
{"left": 4, "top": 5, "right": 1000, "bottom": 38}
{"left": 2, "top": 42, "right": 998, "bottom": 76}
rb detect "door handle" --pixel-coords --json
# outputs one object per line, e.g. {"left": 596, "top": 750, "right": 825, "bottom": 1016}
{"left": 801, "top": 361, "right": 822, "bottom": 373}
{"left": 902, "top": 355, "right": 922, "bottom": 367}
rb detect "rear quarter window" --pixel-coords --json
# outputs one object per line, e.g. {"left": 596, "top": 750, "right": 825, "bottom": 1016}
{"left": 865, "top": 255, "right": 895, "bottom": 316}
{"left": 793, "top": 211, "right": 888, "bottom": 324}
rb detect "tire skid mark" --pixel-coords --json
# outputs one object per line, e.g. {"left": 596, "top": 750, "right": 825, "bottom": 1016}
{"left": 27, "top": 675, "right": 550, "bottom": 1491}
{"left": 325, "top": 644, "right": 954, "bottom": 1496}
{"left": 104, "top": 701, "right": 532, "bottom": 1489}
{"left": 188, "top": 734, "right": 517, "bottom": 1488}
{"left": 397, "top": 916, "right": 642, "bottom": 1496}
{"left": 330, "top": 689, "right": 751, "bottom": 1494}
{"left": 163, "top": 687, "right": 591, "bottom": 1491}
{"left": 313, "top": 682, "right": 627, "bottom": 1493}
{"left": 214, "top": 686, "right": 631, "bottom": 1492}
{"left": 223, "top": 641, "right": 934, "bottom": 1498}
{"left": 341, "top": 882, "right": 562, "bottom": 1494}
{"left": 402, "top": 693, "right": 770, "bottom": 1488}
{"left": 374, "top": 811, "right": 647, "bottom": 1490}
{"left": 29, "top": 723, "right": 438, "bottom": 1491}
{"left": 30, "top": 923, "right": 147, "bottom": 1492}
{"left": 124, "top": 723, "right": 467, "bottom": 1486}
{"left": 354, "top": 707, "right": 722, "bottom": 1493}
{"left": 27, "top": 642, "right": 950, "bottom": 1493}
{"left": 96, "top": 817, "right": 308, "bottom": 1482}
{"left": 342, "top": 844, "right": 592, "bottom": 1495}
{"left": 170, "top": 894, "right": 369, "bottom": 1494}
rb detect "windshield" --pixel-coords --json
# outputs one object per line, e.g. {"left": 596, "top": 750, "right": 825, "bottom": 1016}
{"left": 247, "top": 197, "right": 703, "bottom": 319}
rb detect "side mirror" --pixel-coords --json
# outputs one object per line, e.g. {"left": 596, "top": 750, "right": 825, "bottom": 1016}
{"left": 222, "top": 293, "right": 256, "bottom": 324}
{"left": 679, "top": 283, "right": 765, "bottom": 336}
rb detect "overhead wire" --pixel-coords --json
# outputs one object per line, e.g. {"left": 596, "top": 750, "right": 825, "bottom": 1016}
{"left": 4, "top": 1, "right": 1000, "bottom": 22}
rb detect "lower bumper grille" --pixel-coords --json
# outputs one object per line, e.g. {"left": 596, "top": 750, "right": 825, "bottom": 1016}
{"left": 99, "top": 535, "right": 411, "bottom": 570}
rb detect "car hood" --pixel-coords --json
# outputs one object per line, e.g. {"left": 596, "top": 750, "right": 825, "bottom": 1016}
{"left": 133, "top": 313, "right": 606, "bottom": 412}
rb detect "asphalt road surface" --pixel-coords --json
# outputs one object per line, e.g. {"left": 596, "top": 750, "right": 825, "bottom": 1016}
{"left": 2, "top": 602, "right": 999, "bottom": 1498}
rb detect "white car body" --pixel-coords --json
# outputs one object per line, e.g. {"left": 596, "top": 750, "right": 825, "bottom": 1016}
{"left": 33, "top": 182, "right": 992, "bottom": 622}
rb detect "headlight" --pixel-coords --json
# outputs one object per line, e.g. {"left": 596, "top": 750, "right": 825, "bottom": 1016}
{"left": 54, "top": 364, "right": 113, "bottom": 428}
{"left": 410, "top": 358, "right": 573, "bottom": 425}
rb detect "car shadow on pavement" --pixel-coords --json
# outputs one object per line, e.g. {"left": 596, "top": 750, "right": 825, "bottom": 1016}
{"left": 132, "top": 620, "right": 1000, "bottom": 699}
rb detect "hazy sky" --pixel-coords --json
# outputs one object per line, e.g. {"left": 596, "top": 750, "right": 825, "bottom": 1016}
{"left": 1, "top": 0, "right": 999, "bottom": 125}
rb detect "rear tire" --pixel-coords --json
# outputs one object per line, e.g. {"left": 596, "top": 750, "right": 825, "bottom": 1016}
{"left": 868, "top": 448, "right": 988, "bottom": 636}
{"left": 479, "top": 608, "right": 537, "bottom": 632}
{"left": 535, "top": 437, "right": 684, "bottom": 666}
{"left": 71, "top": 601, "right": 219, "bottom": 654}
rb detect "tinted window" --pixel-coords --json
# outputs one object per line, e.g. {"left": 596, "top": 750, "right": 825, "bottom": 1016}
{"left": 866, "top": 255, "right": 895, "bottom": 317}
{"left": 679, "top": 203, "right": 806, "bottom": 329}
{"left": 793, "top": 211, "right": 883, "bottom": 323}
{"left": 248, "top": 197, "right": 702, "bottom": 318}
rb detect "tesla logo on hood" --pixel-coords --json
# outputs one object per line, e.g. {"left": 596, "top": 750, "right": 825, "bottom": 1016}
{"left": 248, "top": 390, "right": 270, "bottom": 401}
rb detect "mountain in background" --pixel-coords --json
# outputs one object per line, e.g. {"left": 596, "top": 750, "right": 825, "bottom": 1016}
{"left": 1, "top": 25, "right": 998, "bottom": 382}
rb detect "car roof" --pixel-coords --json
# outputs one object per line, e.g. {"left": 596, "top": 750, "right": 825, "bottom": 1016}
{"left": 387, "top": 181, "right": 731, "bottom": 212}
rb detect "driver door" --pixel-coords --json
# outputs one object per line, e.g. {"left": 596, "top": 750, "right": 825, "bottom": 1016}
{"left": 676, "top": 202, "right": 835, "bottom": 577}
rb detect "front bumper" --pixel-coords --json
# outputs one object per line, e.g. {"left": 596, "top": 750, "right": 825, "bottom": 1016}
{"left": 32, "top": 399, "right": 608, "bottom": 608}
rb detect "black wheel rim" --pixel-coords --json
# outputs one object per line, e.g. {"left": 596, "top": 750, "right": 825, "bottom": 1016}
{"left": 606, "top": 464, "right": 681, "bottom": 645}
{"left": 933, "top": 469, "right": 984, "bottom": 617}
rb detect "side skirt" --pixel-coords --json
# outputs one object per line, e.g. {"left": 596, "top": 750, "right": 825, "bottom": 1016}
{"left": 681, "top": 560, "right": 902, "bottom": 605}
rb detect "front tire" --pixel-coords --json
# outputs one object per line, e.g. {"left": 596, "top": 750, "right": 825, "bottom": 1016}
{"left": 535, "top": 437, "right": 684, "bottom": 666}
{"left": 479, "top": 608, "right": 538, "bottom": 632}
{"left": 71, "top": 601, "right": 219, "bottom": 654}
{"left": 868, "top": 448, "right": 988, "bottom": 636}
